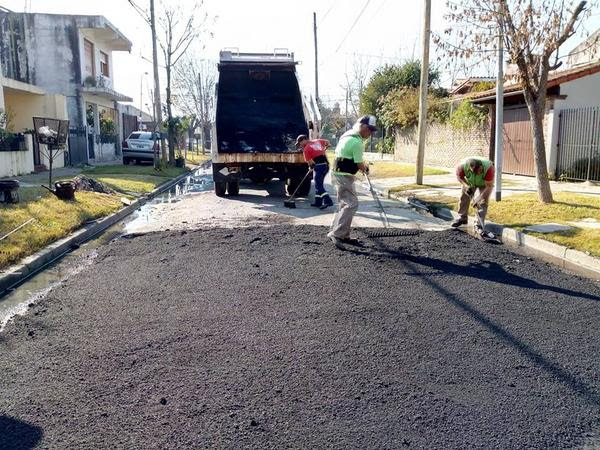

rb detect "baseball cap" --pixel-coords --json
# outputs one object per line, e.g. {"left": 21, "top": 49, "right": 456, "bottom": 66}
{"left": 358, "top": 115, "right": 377, "bottom": 131}
{"left": 295, "top": 134, "right": 308, "bottom": 147}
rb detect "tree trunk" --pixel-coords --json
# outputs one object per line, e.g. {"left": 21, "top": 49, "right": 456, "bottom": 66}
{"left": 527, "top": 100, "right": 554, "bottom": 203}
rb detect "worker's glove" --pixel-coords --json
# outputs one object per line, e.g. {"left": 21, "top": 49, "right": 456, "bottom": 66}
{"left": 364, "top": 166, "right": 370, "bottom": 175}
{"left": 464, "top": 186, "right": 476, "bottom": 197}
{"left": 472, "top": 195, "right": 483, "bottom": 208}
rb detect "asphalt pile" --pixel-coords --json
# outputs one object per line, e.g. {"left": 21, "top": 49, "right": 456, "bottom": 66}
{"left": 1, "top": 226, "right": 600, "bottom": 449}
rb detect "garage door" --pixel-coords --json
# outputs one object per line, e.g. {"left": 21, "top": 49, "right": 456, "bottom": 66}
{"left": 502, "top": 107, "right": 535, "bottom": 176}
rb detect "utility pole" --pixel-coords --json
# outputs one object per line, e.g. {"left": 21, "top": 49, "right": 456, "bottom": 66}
{"left": 150, "top": 0, "right": 166, "bottom": 163}
{"left": 139, "top": 71, "right": 148, "bottom": 125}
{"left": 415, "top": 0, "right": 431, "bottom": 185}
{"left": 313, "top": 12, "right": 319, "bottom": 103}
{"left": 494, "top": 11, "right": 504, "bottom": 201}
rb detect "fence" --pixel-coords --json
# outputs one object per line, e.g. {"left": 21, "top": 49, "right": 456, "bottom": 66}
{"left": 68, "top": 127, "right": 88, "bottom": 165}
{"left": 394, "top": 123, "right": 491, "bottom": 168}
{"left": 557, "top": 106, "right": 600, "bottom": 182}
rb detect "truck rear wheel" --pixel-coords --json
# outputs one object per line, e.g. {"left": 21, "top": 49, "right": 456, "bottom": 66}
{"left": 215, "top": 181, "right": 227, "bottom": 197}
{"left": 286, "top": 176, "right": 311, "bottom": 197}
{"left": 227, "top": 181, "right": 240, "bottom": 196}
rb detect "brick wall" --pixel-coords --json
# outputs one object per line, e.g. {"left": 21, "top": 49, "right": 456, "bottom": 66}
{"left": 394, "top": 123, "right": 491, "bottom": 168}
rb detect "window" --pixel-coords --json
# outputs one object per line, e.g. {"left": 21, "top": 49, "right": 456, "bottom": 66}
{"left": 84, "top": 39, "right": 95, "bottom": 77}
{"left": 100, "top": 51, "right": 109, "bottom": 77}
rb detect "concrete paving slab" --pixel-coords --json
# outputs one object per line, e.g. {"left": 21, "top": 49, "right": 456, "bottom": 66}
{"left": 524, "top": 223, "right": 575, "bottom": 233}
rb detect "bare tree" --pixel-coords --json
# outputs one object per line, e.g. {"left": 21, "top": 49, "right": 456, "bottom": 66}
{"left": 173, "top": 55, "right": 217, "bottom": 153}
{"left": 157, "top": 1, "right": 209, "bottom": 163}
{"left": 437, "top": 0, "right": 595, "bottom": 203}
{"left": 342, "top": 54, "right": 371, "bottom": 115}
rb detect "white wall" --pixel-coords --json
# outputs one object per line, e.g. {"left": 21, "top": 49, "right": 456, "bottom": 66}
{"left": 0, "top": 134, "right": 35, "bottom": 177}
{"left": 554, "top": 72, "right": 600, "bottom": 110}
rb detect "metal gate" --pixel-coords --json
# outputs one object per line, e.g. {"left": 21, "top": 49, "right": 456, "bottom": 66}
{"left": 68, "top": 127, "right": 89, "bottom": 165}
{"left": 557, "top": 106, "right": 600, "bottom": 181}
{"left": 122, "top": 113, "right": 139, "bottom": 139}
{"left": 502, "top": 107, "right": 535, "bottom": 176}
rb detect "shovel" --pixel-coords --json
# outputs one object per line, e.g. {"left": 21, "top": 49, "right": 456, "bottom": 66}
{"left": 283, "top": 168, "right": 313, "bottom": 208}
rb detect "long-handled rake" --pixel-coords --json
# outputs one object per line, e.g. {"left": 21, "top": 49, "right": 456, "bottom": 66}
{"left": 364, "top": 173, "right": 421, "bottom": 238}
{"left": 283, "top": 168, "right": 314, "bottom": 209}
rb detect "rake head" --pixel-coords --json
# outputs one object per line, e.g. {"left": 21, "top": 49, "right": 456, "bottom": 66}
{"left": 365, "top": 229, "right": 422, "bottom": 238}
{"left": 283, "top": 200, "right": 296, "bottom": 209}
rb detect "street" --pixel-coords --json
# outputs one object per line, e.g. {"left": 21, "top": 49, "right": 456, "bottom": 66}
{"left": 1, "top": 179, "right": 600, "bottom": 449}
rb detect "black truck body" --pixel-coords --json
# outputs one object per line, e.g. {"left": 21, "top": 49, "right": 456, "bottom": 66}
{"left": 211, "top": 50, "right": 318, "bottom": 196}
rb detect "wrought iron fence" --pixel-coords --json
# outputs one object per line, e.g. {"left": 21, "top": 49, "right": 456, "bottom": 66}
{"left": 557, "top": 106, "right": 600, "bottom": 182}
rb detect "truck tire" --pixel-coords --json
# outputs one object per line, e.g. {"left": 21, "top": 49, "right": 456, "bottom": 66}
{"left": 214, "top": 181, "right": 227, "bottom": 197}
{"left": 227, "top": 181, "right": 240, "bottom": 196}
{"left": 286, "top": 176, "right": 311, "bottom": 197}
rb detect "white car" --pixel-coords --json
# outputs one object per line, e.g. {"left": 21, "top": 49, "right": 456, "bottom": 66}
{"left": 122, "top": 131, "right": 160, "bottom": 164}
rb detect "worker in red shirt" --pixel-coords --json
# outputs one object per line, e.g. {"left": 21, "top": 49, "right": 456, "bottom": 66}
{"left": 295, "top": 135, "right": 334, "bottom": 209}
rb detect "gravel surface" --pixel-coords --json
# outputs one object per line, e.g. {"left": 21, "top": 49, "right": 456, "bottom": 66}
{"left": 1, "top": 226, "right": 600, "bottom": 449}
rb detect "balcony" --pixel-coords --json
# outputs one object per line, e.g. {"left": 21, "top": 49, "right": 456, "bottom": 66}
{"left": 80, "top": 76, "right": 132, "bottom": 102}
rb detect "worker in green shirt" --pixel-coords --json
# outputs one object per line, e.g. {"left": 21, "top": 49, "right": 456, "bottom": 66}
{"left": 327, "top": 115, "right": 377, "bottom": 248}
{"left": 452, "top": 157, "right": 495, "bottom": 234}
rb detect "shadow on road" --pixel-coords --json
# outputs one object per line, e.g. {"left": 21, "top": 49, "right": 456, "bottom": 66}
{"left": 369, "top": 237, "right": 600, "bottom": 408}
{"left": 400, "top": 254, "right": 600, "bottom": 302}
{"left": 0, "top": 415, "right": 43, "bottom": 449}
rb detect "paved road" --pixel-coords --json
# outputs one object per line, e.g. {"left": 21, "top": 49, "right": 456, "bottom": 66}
{"left": 1, "top": 180, "right": 600, "bottom": 449}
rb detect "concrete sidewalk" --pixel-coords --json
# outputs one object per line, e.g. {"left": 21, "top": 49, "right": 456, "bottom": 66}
{"left": 371, "top": 172, "right": 600, "bottom": 200}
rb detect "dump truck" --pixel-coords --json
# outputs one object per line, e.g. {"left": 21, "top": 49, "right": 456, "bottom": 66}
{"left": 211, "top": 49, "right": 320, "bottom": 197}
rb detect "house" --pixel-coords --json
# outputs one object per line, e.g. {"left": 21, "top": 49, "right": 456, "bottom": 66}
{"left": 450, "top": 77, "right": 495, "bottom": 96}
{"left": 567, "top": 28, "right": 600, "bottom": 68}
{"left": 470, "top": 60, "right": 600, "bottom": 181}
{"left": 0, "top": 10, "right": 133, "bottom": 176}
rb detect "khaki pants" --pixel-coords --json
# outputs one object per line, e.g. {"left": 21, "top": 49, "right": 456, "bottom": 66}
{"left": 458, "top": 186, "right": 488, "bottom": 223}
{"left": 329, "top": 174, "right": 358, "bottom": 239}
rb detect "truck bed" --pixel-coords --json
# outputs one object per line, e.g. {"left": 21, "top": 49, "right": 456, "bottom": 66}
{"left": 216, "top": 66, "right": 308, "bottom": 153}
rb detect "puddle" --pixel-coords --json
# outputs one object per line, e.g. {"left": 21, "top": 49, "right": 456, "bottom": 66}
{"left": 0, "top": 165, "right": 213, "bottom": 330}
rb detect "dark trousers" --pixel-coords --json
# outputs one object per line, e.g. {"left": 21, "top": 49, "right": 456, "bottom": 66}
{"left": 312, "top": 163, "right": 333, "bottom": 206}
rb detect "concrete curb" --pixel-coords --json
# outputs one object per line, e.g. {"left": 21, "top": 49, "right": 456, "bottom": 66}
{"left": 0, "top": 166, "right": 199, "bottom": 296}
{"left": 382, "top": 186, "right": 600, "bottom": 278}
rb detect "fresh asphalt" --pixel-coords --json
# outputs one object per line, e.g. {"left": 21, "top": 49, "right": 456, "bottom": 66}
{"left": 1, "top": 224, "right": 600, "bottom": 449}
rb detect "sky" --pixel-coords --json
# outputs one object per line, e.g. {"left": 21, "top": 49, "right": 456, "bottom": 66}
{"left": 3, "top": 0, "right": 599, "bottom": 115}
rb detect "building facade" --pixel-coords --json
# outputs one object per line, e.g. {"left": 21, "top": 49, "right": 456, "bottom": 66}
{"left": 0, "top": 11, "right": 132, "bottom": 172}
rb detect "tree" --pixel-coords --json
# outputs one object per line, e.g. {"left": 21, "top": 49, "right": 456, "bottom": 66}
{"left": 158, "top": 1, "right": 209, "bottom": 164}
{"left": 342, "top": 54, "right": 371, "bottom": 116}
{"left": 438, "top": 0, "right": 594, "bottom": 203}
{"left": 379, "top": 87, "right": 449, "bottom": 130}
{"left": 173, "top": 55, "right": 217, "bottom": 153}
{"left": 359, "top": 61, "right": 440, "bottom": 116}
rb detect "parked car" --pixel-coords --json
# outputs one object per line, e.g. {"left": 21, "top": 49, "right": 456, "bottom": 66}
{"left": 122, "top": 131, "right": 160, "bottom": 164}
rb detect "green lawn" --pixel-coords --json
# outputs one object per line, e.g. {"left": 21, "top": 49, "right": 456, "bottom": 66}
{"left": 1, "top": 164, "right": 189, "bottom": 271}
{"left": 368, "top": 161, "right": 448, "bottom": 179}
{"left": 486, "top": 192, "right": 600, "bottom": 257}
{"left": 390, "top": 183, "right": 461, "bottom": 193}
{"left": 0, "top": 188, "right": 123, "bottom": 270}
{"left": 185, "top": 152, "right": 211, "bottom": 166}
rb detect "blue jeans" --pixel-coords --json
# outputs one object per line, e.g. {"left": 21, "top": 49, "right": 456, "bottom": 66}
{"left": 312, "top": 163, "right": 333, "bottom": 207}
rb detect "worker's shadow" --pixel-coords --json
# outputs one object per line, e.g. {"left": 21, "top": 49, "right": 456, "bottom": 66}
{"left": 398, "top": 253, "right": 600, "bottom": 302}
{"left": 370, "top": 238, "right": 600, "bottom": 407}
{"left": 0, "top": 415, "right": 43, "bottom": 449}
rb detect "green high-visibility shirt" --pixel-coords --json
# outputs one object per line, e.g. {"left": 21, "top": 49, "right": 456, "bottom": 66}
{"left": 334, "top": 133, "right": 367, "bottom": 175}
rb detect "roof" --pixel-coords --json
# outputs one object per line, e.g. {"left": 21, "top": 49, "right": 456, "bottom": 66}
{"left": 451, "top": 77, "right": 495, "bottom": 95}
{"left": 469, "top": 60, "right": 600, "bottom": 103}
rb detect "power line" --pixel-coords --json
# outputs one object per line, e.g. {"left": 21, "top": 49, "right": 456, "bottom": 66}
{"left": 334, "top": 0, "right": 372, "bottom": 53}
{"left": 321, "top": 0, "right": 339, "bottom": 23}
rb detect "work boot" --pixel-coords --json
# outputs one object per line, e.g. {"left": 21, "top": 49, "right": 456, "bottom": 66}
{"left": 451, "top": 217, "right": 468, "bottom": 228}
{"left": 340, "top": 237, "right": 363, "bottom": 247}
{"left": 320, "top": 194, "right": 333, "bottom": 210}
{"left": 310, "top": 196, "right": 323, "bottom": 208}
{"left": 327, "top": 233, "right": 345, "bottom": 250}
